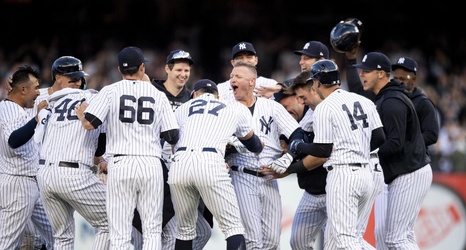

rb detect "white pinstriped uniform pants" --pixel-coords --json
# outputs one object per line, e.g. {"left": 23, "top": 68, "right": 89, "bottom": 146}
{"left": 324, "top": 164, "right": 373, "bottom": 250}
{"left": 107, "top": 155, "right": 164, "bottom": 250}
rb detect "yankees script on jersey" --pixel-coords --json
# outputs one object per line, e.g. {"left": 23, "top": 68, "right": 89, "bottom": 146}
{"left": 217, "top": 76, "right": 277, "bottom": 102}
{"left": 312, "top": 89, "right": 383, "bottom": 249}
{"left": 36, "top": 90, "right": 112, "bottom": 249}
{"left": 168, "top": 93, "right": 254, "bottom": 244}
{"left": 0, "top": 100, "right": 54, "bottom": 249}
{"left": 84, "top": 79, "right": 179, "bottom": 249}
{"left": 226, "top": 97, "right": 299, "bottom": 249}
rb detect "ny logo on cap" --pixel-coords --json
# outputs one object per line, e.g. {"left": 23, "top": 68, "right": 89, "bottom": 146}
{"left": 303, "top": 42, "right": 310, "bottom": 49}
{"left": 239, "top": 43, "right": 247, "bottom": 50}
{"left": 397, "top": 57, "right": 406, "bottom": 65}
{"left": 362, "top": 54, "right": 368, "bottom": 62}
{"left": 173, "top": 50, "right": 191, "bottom": 59}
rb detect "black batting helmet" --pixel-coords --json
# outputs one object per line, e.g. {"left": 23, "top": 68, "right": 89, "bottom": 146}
{"left": 330, "top": 19, "right": 362, "bottom": 53}
{"left": 307, "top": 59, "right": 341, "bottom": 86}
{"left": 52, "top": 56, "right": 88, "bottom": 89}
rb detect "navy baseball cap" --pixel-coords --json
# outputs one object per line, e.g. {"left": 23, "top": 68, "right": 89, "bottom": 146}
{"left": 392, "top": 57, "right": 418, "bottom": 74}
{"left": 231, "top": 42, "right": 256, "bottom": 59}
{"left": 190, "top": 79, "right": 218, "bottom": 98}
{"left": 353, "top": 52, "right": 391, "bottom": 72}
{"left": 118, "top": 46, "right": 148, "bottom": 69}
{"left": 294, "top": 41, "right": 329, "bottom": 59}
{"left": 166, "top": 50, "right": 194, "bottom": 65}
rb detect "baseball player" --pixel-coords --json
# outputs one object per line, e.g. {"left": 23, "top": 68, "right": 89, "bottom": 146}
{"left": 254, "top": 40, "right": 330, "bottom": 99}
{"left": 226, "top": 61, "right": 303, "bottom": 249}
{"left": 259, "top": 70, "right": 329, "bottom": 250}
{"left": 150, "top": 50, "right": 212, "bottom": 249}
{"left": 217, "top": 41, "right": 278, "bottom": 102}
{"left": 27, "top": 56, "right": 88, "bottom": 119}
{"left": 168, "top": 79, "right": 264, "bottom": 250}
{"left": 6, "top": 56, "right": 88, "bottom": 250}
{"left": 335, "top": 27, "right": 386, "bottom": 249}
{"left": 35, "top": 88, "right": 111, "bottom": 249}
{"left": 0, "top": 65, "right": 54, "bottom": 250}
{"left": 287, "top": 59, "right": 385, "bottom": 249}
{"left": 353, "top": 52, "right": 433, "bottom": 249}
{"left": 78, "top": 46, "right": 179, "bottom": 249}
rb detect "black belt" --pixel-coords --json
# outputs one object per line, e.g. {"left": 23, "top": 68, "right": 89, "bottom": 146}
{"left": 177, "top": 147, "right": 217, "bottom": 153}
{"left": 39, "top": 159, "right": 79, "bottom": 168}
{"left": 230, "top": 165, "right": 265, "bottom": 177}
{"left": 114, "top": 154, "right": 127, "bottom": 157}
{"left": 58, "top": 161, "right": 79, "bottom": 168}
{"left": 327, "top": 163, "right": 363, "bottom": 171}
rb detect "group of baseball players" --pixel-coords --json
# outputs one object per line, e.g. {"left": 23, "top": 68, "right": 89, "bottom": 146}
{"left": 0, "top": 17, "right": 437, "bottom": 250}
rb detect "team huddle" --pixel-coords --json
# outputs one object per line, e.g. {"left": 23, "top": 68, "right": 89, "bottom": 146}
{"left": 0, "top": 18, "right": 437, "bottom": 250}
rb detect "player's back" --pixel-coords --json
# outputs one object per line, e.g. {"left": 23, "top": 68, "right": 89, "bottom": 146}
{"left": 85, "top": 79, "right": 178, "bottom": 156}
{"left": 174, "top": 94, "right": 252, "bottom": 157}
{"left": 40, "top": 90, "right": 102, "bottom": 167}
{"left": 313, "top": 89, "right": 382, "bottom": 166}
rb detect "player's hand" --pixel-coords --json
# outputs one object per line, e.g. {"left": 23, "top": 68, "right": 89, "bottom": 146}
{"left": 289, "top": 139, "right": 304, "bottom": 155}
{"left": 270, "top": 153, "right": 293, "bottom": 174}
{"left": 254, "top": 84, "right": 282, "bottom": 98}
{"left": 75, "top": 100, "right": 88, "bottom": 120}
{"left": 228, "top": 136, "right": 249, "bottom": 153}
{"left": 34, "top": 100, "right": 49, "bottom": 122}
{"left": 345, "top": 40, "right": 361, "bottom": 60}
{"left": 97, "top": 160, "right": 108, "bottom": 184}
{"left": 98, "top": 161, "right": 108, "bottom": 175}
{"left": 259, "top": 165, "right": 290, "bottom": 181}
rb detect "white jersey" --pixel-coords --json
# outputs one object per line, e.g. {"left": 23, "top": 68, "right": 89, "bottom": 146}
{"left": 85, "top": 79, "right": 179, "bottom": 156}
{"left": 313, "top": 89, "right": 383, "bottom": 167}
{"left": 0, "top": 100, "right": 39, "bottom": 176}
{"left": 226, "top": 97, "right": 299, "bottom": 169}
{"left": 174, "top": 93, "right": 253, "bottom": 157}
{"left": 300, "top": 108, "right": 314, "bottom": 132}
{"left": 217, "top": 76, "right": 277, "bottom": 102}
{"left": 40, "top": 90, "right": 103, "bottom": 167}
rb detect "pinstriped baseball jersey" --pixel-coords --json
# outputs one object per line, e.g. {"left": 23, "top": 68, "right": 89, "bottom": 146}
{"left": 225, "top": 96, "right": 298, "bottom": 249}
{"left": 0, "top": 100, "right": 39, "bottom": 176}
{"left": 40, "top": 90, "right": 103, "bottom": 167}
{"left": 174, "top": 94, "right": 253, "bottom": 155}
{"left": 168, "top": 93, "right": 254, "bottom": 242}
{"left": 36, "top": 89, "right": 112, "bottom": 249}
{"left": 0, "top": 98, "right": 54, "bottom": 250}
{"left": 299, "top": 108, "right": 314, "bottom": 132}
{"left": 84, "top": 79, "right": 179, "bottom": 156}
{"left": 218, "top": 76, "right": 277, "bottom": 102}
{"left": 226, "top": 97, "right": 299, "bottom": 169}
{"left": 313, "top": 89, "right": 383, "bottom": 167}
